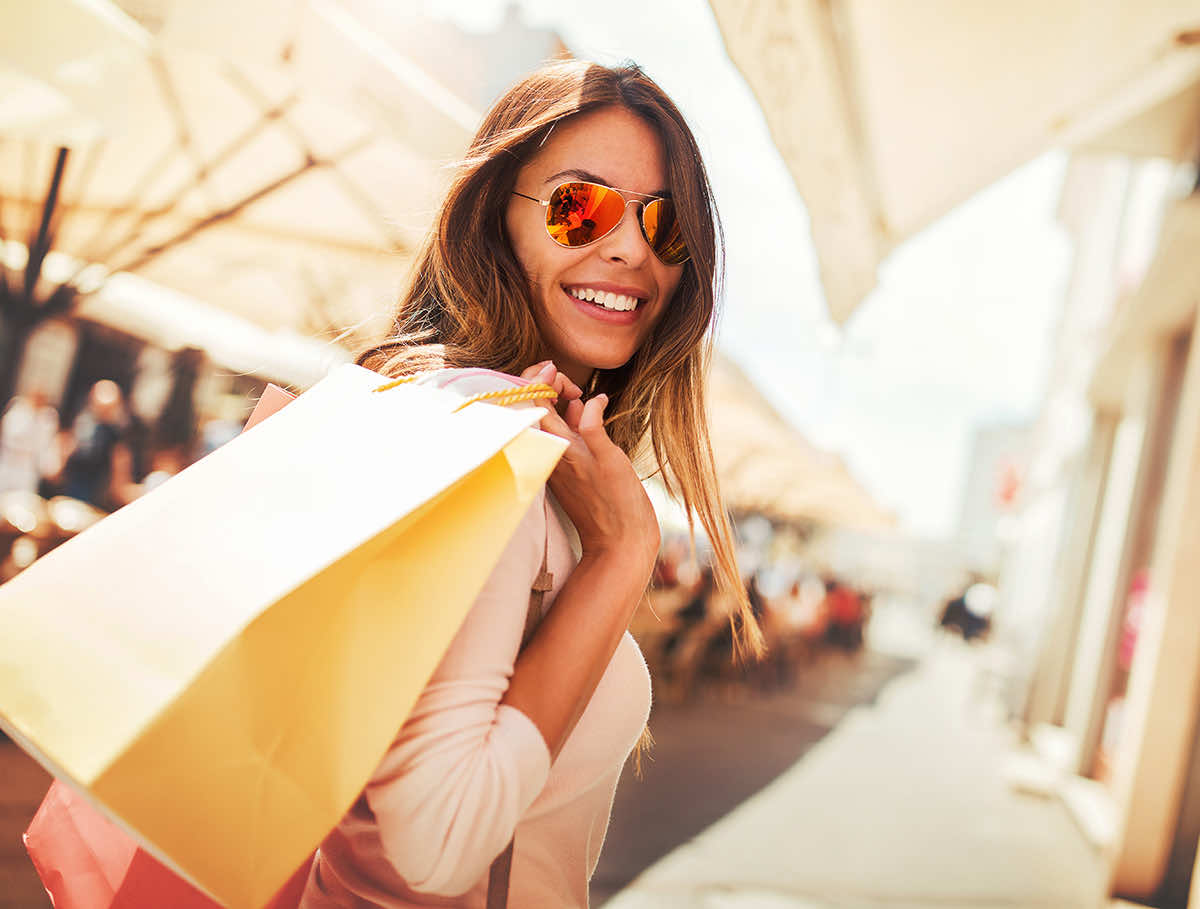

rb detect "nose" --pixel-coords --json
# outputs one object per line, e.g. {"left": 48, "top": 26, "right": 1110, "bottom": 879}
{"left": 596, "top": 200, "right": 651, "bottom": 267}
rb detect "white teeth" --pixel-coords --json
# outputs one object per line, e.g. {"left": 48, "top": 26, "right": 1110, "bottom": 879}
{"left": 567, "top": 287, "right": 640, "bottom": 311}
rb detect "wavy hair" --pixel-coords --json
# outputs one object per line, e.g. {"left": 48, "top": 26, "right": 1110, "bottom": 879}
{"left": 358, "top": 59, "right": 762, "bottom": 660}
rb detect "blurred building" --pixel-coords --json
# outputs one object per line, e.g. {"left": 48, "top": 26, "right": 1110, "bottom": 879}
{"left": 705, "top": 3, "right": 1200, "bottom": 903}
{"left": 955, "top": 422, "right": 1034, "bottom": 576}
{"left": 1005, "top": 154, "right": 1200, "bottom": 907}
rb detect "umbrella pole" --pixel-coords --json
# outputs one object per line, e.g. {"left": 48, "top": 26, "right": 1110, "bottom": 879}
{"left": 23, "top": 147, "right": 70, "bottom": 303}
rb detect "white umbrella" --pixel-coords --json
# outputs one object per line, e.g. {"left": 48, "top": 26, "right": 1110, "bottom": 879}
{"left": 709, "top": 0, "right": 1200, "bottom": 323}
{"left": 0, "top": 0, "right": 478, "bottom": 347}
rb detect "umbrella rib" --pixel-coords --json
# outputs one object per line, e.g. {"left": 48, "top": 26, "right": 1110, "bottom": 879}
{"left": 88, "top": 95, "right": 303, "bottom": 270}
{"left": 222, "top": 63, "right": 408, "bottom": 251}
{"left": 111, "top": 134, "right": 375, "bottom": 275}
{"left": 77, "top": 143, "right": 183, "bottom": 265}
{"left": 150, "top": 50, "right": 224, "bottom": 215}
{"left": 60, "top": 97, "right": 303, "bottom": 297}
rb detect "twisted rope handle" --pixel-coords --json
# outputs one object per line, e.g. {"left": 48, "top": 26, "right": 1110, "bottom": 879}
{"left": 372, "top": 375, "right": 558, "bottom": 412}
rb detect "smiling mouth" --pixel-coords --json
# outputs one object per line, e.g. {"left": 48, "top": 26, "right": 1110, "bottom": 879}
{"left": 564, "top": 286, "right": 646, "bottom": 312}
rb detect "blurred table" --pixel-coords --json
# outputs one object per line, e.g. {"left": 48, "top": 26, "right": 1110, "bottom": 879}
{"left": 0, "top": 740, "right": 51, "bottom": 908}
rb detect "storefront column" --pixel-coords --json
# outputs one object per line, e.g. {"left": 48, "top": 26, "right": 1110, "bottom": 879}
{"left": 1023, "top": 412, "right": 1117, "bottom": 728}
{"left": 1062, "top": 352, "right": 1163, "bottom": 772}
{"left": 1111, "top": 309, "right": 1200, "bottom": 897}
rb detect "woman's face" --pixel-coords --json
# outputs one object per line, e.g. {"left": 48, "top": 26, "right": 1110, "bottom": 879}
{"left": 505, "top": 105, "right": 686, "bottom": 388}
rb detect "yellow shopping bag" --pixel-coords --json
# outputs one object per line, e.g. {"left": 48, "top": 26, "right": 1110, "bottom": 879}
{"left": 0, "top": 364, "right": 566, "bottom": 909}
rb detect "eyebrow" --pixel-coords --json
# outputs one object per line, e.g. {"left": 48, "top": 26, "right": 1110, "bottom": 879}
{"left": 543, "top": 168, "right": 671, "bottom": 199}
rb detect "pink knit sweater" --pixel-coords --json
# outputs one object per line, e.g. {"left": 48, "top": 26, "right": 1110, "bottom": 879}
{"left": 299, "top": 370, "right": 653, "bottom": 908}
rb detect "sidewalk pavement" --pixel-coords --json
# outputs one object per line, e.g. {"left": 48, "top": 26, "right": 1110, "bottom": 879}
{"left": 605, "top": 639, "right": 1110, "bottom": 908}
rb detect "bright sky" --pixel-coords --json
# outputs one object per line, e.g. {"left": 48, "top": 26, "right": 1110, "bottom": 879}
{"left": 431, "top": 0, "right": 1073, "bottom": 538}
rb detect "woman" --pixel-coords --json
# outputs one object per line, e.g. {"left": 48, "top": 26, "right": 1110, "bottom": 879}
{"left": 302, "top": 59, "right": 762, "bottom": 908}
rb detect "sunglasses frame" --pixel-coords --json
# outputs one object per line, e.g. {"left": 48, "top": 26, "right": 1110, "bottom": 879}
{"left": 512, "top": 180, "right": 690, "bottom": 266}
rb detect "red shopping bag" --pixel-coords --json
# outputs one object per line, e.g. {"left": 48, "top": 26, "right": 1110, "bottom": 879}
{"left": 22, "top": 385, "right": 305, "bottom": 908}
{"left": 24, "top": 780, "right": 313, "bottom": 909}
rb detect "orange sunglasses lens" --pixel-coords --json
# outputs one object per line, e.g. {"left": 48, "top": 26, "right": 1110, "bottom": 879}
{"left": 642, "top": 198, "right": 689, "bottom": 266}
{"left": 545, "top": 182, "right": 626, "bottom": 248}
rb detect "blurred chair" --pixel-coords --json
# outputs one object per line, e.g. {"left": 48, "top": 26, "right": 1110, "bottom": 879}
{"left": 630, "top": 578, "right": 705, "bottom": 687}
{"left": 1, "top": 534, "right": 42, "bottom": 583}
{"left": 45, "top": 496, "right": 106, "bottom": 547}
{"left": 0, "top": 490, "right": 51, "bottom": 553}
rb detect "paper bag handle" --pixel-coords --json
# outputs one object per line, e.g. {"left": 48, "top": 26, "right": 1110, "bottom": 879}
{"left": 372, "top": 375, "right": 558, "bottom": 412}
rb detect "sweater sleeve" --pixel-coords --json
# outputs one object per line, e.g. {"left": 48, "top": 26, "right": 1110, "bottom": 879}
{"left": 363, "top": 490, "right": 553, "bottom": 896}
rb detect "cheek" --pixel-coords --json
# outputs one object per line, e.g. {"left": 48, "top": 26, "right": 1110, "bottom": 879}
{"left": 655, "top": 267, "right": 685, "bottom": 314}
{"left": 641, "top": 268, "right": 686, "bottom": 336}
{"left": 504, "top": 215, "right": 529, "bottom": 272}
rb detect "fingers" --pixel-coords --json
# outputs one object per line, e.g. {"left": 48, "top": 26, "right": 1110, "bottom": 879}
{"left": 576, "top": 394, "right": 612, "bottom": 449}
{"left": 536, "top": 403, "right": 573, "bottom": 440}
{"left": 522, "top": 363, "right": 559, "bottom": 416}
{"left": 520, "top": 361, "right": 581, "bottom": 400}
{"left": 563, "top": 397, "right": 584, "bottom": 431}
{"left": 520, "top": 360, "right": 552, "bottom": 381}
{"left": 541, "top": 392, "right": 610, "bottom": 460}
{"left": 555, "top": 373, "right": 583, "bottom": 402}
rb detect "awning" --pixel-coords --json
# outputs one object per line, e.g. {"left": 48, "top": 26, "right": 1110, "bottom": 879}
{"left": 708, "top": 353, "right": 894, "bottom": 531}
{"left": 708, "top": 0, "right": 1200, "bottom": 323}
{"left": 0, "top": 0, "right": 477, "bottom": 341}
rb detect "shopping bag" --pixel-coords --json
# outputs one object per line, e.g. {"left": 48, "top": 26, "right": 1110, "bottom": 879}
{"left": 24, "top": 779, "right": 311, "bottom": 909}
{"left": 243, "top": 382, "right": 298, "bottom": 431}
{"left": 0, "top": 363, "right": 565, "bottom": 908}
{"left": 21, "top": 384, "right": 308, "bottom": 909}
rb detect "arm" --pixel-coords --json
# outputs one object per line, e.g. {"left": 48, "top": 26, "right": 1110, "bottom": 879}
{"left": 364, "top": 362, "right": 657, "bottom": 893}
{"left": 363, "top": 493, "right": 554, "bottom": 895}
{"left": 501, "top": 546, "right": 654, "bottom": 761}
{"left": 501, "top": 362, "right": 659, "bottom": 760}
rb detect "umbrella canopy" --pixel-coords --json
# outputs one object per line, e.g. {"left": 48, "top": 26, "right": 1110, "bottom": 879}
{"left": 707, "top": 352, "right": 894, "bottom": 531}
{"left": 708, "top": 0, "right": 1200, "bottom": 323}
{"left": 0, "top": 0, "right": 479, "bottom": 344}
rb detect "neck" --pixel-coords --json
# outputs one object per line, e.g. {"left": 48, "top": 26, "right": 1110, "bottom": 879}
{"left": 536, "top": 349, "right": 593, "bottom": 392}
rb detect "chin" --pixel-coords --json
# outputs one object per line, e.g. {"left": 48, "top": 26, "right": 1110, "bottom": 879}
{"left": 580, "top": 348, "right": 639, "bottom": 373}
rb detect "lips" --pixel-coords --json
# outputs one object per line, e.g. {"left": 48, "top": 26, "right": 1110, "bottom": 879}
{"left": 566, "top": 287, "right": 640, "bottom": 313}
{"left": 561, "top": 285, "right": 645, "bottom": 325}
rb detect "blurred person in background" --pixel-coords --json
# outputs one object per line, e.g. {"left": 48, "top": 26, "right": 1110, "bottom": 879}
{"left": 0, "top": 389, "right": 60, "bottom": 495}
{"left": 304, "top": 59, "right": 763, "bottom": 908}
{"left": 51, "top": 379, "right": 138, "bottom": 511}
{"left": 939, "top": 573, "right": 994, "bottom": 642}
{"left": 824, "top": 578, "right": 865, "bottom": 652}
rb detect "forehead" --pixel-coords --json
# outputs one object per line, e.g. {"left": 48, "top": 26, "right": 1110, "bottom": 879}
{"left": 524, "top": 106, "right": 669, "bottom": 196}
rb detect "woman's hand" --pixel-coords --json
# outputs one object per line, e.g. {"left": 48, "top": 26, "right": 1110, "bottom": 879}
{"left": 519, "top": 359, "right": 582, "bottom": 419}
{"left": 518, "top": 362, "right": 660, "bottom": 570}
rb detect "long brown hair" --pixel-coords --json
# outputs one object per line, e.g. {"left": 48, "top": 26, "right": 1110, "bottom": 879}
{"left": 359, "top": 59, "right": 763, "bottom": 659}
